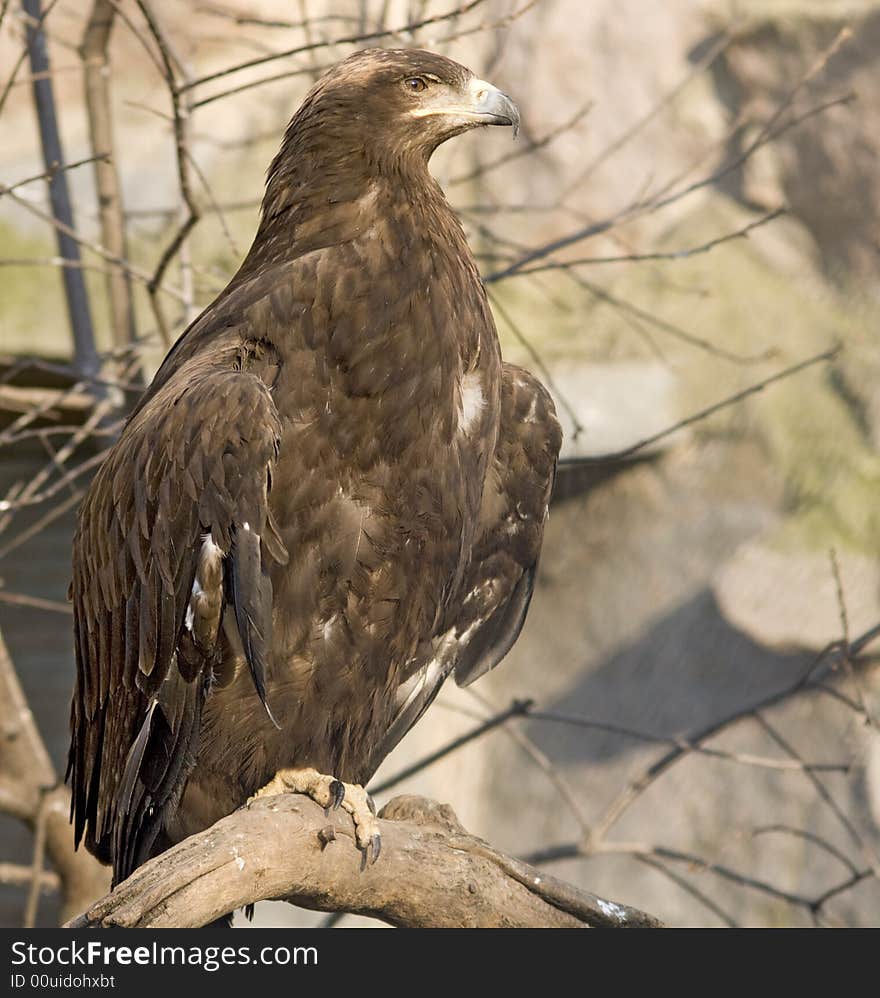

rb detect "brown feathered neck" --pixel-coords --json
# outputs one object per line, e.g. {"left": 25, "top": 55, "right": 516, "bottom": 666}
{"left": 264, "top": 94, "right": 442, "bottom": 215}
{"left": 235, "top": 58, "right": 468, "bottom": 281}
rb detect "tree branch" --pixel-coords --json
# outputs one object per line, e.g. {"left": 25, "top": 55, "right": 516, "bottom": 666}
{"left": 66, "top": 793, "right": 662, "bottom": 929}
{"left": 0, "top": 626, "right": 110, "bottom": 923}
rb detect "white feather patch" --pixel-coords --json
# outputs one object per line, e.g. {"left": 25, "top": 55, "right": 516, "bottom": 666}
{"left": 200, "top": 533, "right": 223, "bottom": 566}
{"left": 458, "top": 371, "right": 485, "bottom": 435}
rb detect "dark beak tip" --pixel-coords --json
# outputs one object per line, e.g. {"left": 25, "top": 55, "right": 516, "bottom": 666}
{"left": 499, "top": 94, "right": 520, "bottom": 139}
{"left": 478, "top": 85, "right": 520, "bottom": 138}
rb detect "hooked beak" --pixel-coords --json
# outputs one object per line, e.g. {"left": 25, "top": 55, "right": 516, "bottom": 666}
{"left": 467, "top": 78, "right": 520, "bottom": 136}
{"left": 410, "top": 76, "right": 520, "bottom": 138}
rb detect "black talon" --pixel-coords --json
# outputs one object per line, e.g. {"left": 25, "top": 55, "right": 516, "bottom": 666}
{"left": 369, "top": 832, "right": 382, "bottom": 864}
{"left": 329, "top": 779, "right": 345, "bottom": 810}
{"left": 366, "top": 794, "right": 377, "bottom": 816}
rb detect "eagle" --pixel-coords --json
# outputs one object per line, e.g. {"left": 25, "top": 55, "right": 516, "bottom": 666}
{"left": 68, "top": 48, "right": 562, "bottom": 890}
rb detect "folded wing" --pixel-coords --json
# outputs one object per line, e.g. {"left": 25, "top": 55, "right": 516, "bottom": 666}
{"left": 68, "top": 357, "right": 286, "bottom": 883}
{"left": 375, "top": 363, "right": 562, "bottom": 767}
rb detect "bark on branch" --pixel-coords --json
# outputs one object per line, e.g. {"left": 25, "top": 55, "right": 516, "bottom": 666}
{"left": 66, "top": 793, "right": 662, "bottom": 929}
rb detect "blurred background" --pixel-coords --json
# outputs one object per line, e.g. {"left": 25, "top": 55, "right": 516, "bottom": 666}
{"left": 1, "top": 0, "right": 879, "bottom": 928}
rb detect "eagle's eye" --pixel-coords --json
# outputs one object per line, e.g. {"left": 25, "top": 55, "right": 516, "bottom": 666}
{"left": 404, "top": 76, "right": 428, "bottom": 93}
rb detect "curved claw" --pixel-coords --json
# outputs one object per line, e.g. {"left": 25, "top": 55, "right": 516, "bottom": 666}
{"left": 368, "top": 831, "right": 382, "bottom": 865}
{"left": 329, "top": 779, "right": 346, "bottom": 810}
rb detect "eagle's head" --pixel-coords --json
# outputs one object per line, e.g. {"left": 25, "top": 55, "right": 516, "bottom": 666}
{"left": 292, "top": 48, "right": 519, "bottom": 164}
{"left": 256, "top": 48, "right": 519, "bottom": 243}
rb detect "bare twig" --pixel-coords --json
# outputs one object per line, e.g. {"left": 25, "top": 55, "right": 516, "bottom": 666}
{"left": 558, "top": 344, "right": 841, "bottom": 468}
{"left": 450, "top": 98, "right": 594, "bottom": 187}
{"left": 370, "top": 698, "right": 533, "bottom": 795}
{"left": 135, "top": 0, "right": 201, "bottom": 345}
{"left": 181, "top": 0, "right": 491, "bottom": 94}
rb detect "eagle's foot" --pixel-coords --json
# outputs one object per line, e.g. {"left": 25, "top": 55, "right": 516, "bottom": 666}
{"left": 248, "top": 767, "right": 381, "bottom": 864}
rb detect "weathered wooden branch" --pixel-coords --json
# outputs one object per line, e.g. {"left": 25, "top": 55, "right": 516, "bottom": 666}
{"left": 0, "top": 626, "right": 110, "bottom": 924}
{"left": 67, "top": 793, "right": 663, "bottom": 929}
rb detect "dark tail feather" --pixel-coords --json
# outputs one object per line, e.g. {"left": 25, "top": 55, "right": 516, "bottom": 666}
{"left": 229, "top": 524, "right": 279, "bottom": 728}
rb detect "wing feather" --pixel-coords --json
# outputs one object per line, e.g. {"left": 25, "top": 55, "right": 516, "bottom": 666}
{"left": 68, "top": 358, "right": 285, "bottom": 883}
{"left": 373, "top": 363, "right": 561, "bottom": 767}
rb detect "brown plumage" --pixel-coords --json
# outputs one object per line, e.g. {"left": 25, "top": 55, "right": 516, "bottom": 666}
{"left": 68, "top": 48, "right": 562, "bottom": 885}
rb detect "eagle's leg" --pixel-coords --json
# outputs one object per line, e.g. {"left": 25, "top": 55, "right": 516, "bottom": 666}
{"left": 248, "top": 767, "right": 381, "bottom": 864}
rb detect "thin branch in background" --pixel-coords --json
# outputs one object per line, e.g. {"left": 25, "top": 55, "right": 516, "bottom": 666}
{"left": 0, "top": 381, "right": 93, "bottom": 443}
{"left": 0, "top": 591, "right": 73, "bottom": 614}
{"left": 103, "top": 0, "right": 165, "bottom": 78}
{"left": 0, "top": 448, "right": 108, "bottom": 514}
{"left": 528, "top": 834, "right": 873, "bottom": 921}
{"left": 0, "top": 153, "right": 109, "bottom": 199}
{"left": 5, "top": 187, "right": 188, "bottom": 306}
{"left": 486, "top": 289, "right": 585, "bottom": 439}
{"left": 432, "top": 0, "right": 541, "bottom": 48}
{"left": 0, "top": 395, "right": 115, "bottom": 531}
{"left": 560, "top": 26, "right": 737, "bottom": 201}
{"left": 182, "top": 143, "right": 240, "bottom": 261}
{"left": 517, "top": 207, "right": 786, "bottom": 272}
{"left": 485, "top": 53, "right": 855, "bottom": 287}
{"left": 135, "top": 0, "right": 201, "bottom": 343}
{"left": 23, "top": 788, "right": 50, "bottom": 927}
{"left": 752, "top": 825, "right": 860, "bottom": 878}
{"left": 568, "top": 271, "right": 671, "bottom": 365}
{"left": 633, "top": 853, "right": 739, "bottom": 928}
{"left": 465, "top": 688, "right": 593, "bottom": 838}
{"left": 190, "top": 60, "right": 332, "bottom": 110}
{"left": 194, "top": 2, "right": 361, "bottom": 33}
{"left": 369, "top": 698, "right": 533, "bottom": 795}
{"left": 829, "top": 548, "right": 878, "bottom": 729}
{"left": 527, "top": 708, "right": 849, "bottom": 774}
{"left": 809, "top": 867, "right": 875, "bottom": 918}
{"left": 0, "top": 256, "right": 128, "bottom": 280}
{"left": 752, "top": 713, "right": 880, "bottom": 877}
{"left": 558, "top": 343, "right": 841, "bottom": 468}
{"left": 0, "top": 0, "right": 60, "bottom": 117}
{"left": 295, "top": 0, "right": 329, "bottom": 85}
{"left": 0, "top": 863, "right": 59, "bottom": 893}
{"left": 186, "top": 0, "right": 543, "bottom": 109}
{"left": 583, "top": 618, "right": 880, "bottom": 853}
{"left": 79, "top": 0, "right": 138, "bottom": 363}
{"left": 181, "top": 0, "right": 491, "bottom": 94}
{"left": 450, "top": 97, "right": 594, "bottom": 187}
{"left": 487, "top": 222, "right": 788, "bottom": 367}
{"left": 617, "top": 842, "right": 818, "bottom": 909}
{"left": 554, "top": 257, "right": 775, "bottom": 364}
{"left": 14, "top": 0, "right": 81, "bottom": 52}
